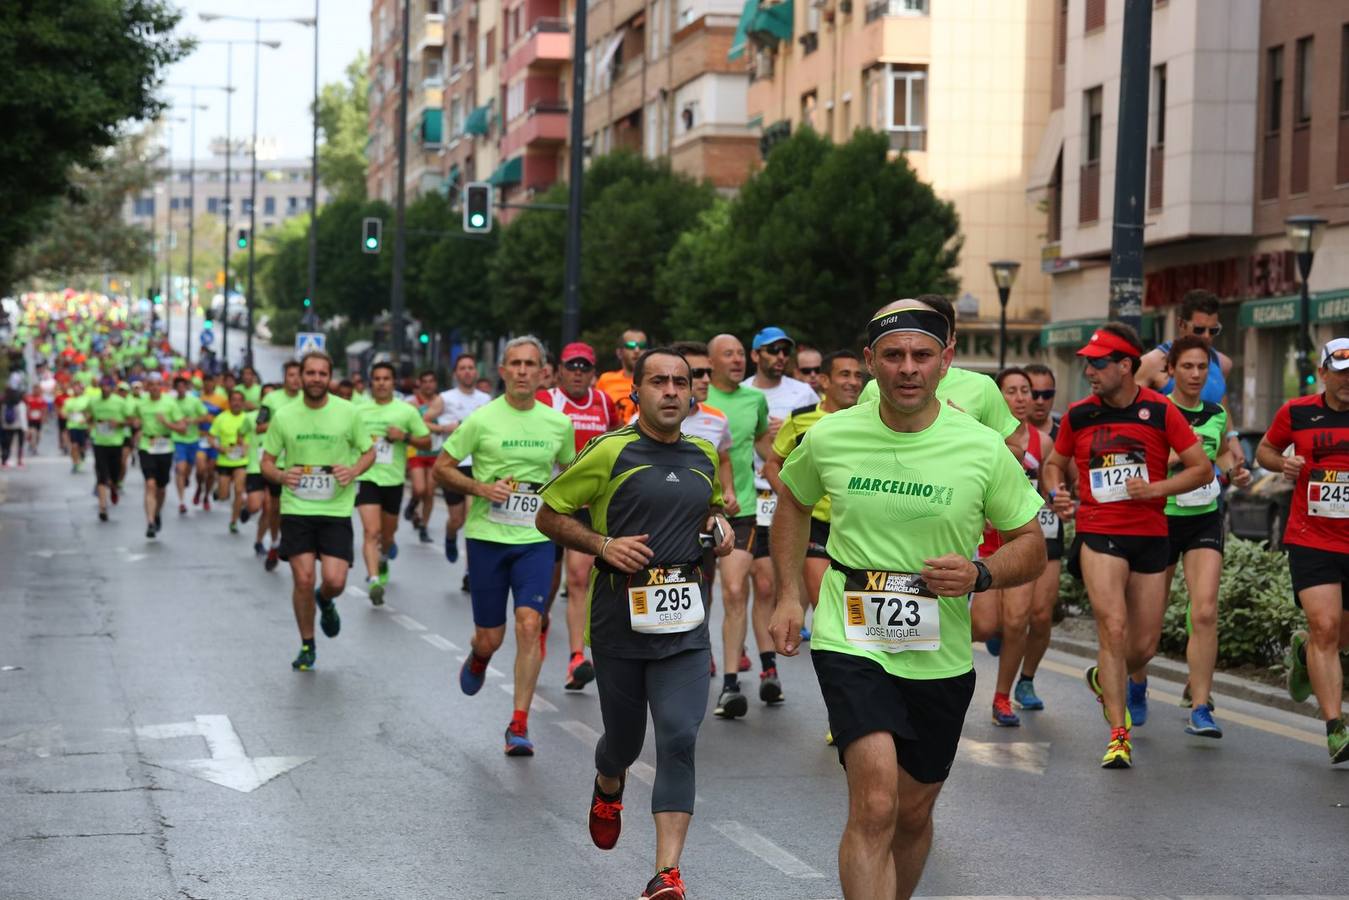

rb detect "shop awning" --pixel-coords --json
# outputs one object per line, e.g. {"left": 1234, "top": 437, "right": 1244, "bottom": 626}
{"left": 1239, "top": 295, "right": 1301, "bottom": 329}
{"left": 464, "top": 104, "right": 491, "bottom": 136}
{"left": 749, "top": 0, "right": 794, "bottom": 46}
{"left": 488, "top": 155, "right": 523, "bottom": 187}
{"left": 728, "top": 0, "right": 758, "bottom": 60}
{"left": 421, "top": 108, "right": 444, "bottom": 145}
{"left": 1026, "top": 108, "right": 1063, "bottom": 198}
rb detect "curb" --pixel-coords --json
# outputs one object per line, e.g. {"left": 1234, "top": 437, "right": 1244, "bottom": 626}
{"left": 1046, "top": 633, "right": 1322, "bottom": 720}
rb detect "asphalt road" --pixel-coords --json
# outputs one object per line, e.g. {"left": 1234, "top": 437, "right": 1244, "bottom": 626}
{"left": 1, "top": 452, "right": 1346, "bottom": 900}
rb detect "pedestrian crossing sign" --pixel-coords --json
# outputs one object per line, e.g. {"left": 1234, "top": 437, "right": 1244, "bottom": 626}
{"left": 295, "top": 332, "right": 326, "bottom": 355}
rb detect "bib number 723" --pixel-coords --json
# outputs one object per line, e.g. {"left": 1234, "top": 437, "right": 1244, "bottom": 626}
{"left": 869, "top": 595, "right": 922, "bottom": 628}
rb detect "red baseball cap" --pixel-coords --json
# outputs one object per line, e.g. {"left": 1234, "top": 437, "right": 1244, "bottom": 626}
{"left": 1076, "top": 327, "right": 1142, "bottom": 359}
{"left": 560, "top": 342, "right": 597, "bottom": 365}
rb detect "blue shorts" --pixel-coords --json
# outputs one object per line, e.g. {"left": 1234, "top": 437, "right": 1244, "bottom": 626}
{"left": 173, "top": 442, "right": 197, "bottom": 464}
{"left": 465, "top": 538, "right": 554, "bottom": 629}
{"left": 196, "top": 440, "right": 219, "bottom": 462}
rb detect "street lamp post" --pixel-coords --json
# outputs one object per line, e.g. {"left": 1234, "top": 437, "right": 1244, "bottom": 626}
{"left": 990, "top": 260, "right": 1021, "bottom": 371}
{"left": 167, "top": 85, "right": 225, "bottom": 367}
{"left": 389, "top": 0, "right": 412, "bottom": 368}
{"left": 1285, "top": 215, "right": 1328, "bottom": 395}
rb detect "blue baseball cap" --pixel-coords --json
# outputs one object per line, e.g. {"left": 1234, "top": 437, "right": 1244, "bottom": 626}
{"left": 751, "top": 326, "right": 795, "bottom": 351}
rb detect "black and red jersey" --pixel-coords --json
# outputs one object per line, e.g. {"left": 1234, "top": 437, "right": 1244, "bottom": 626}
{"left": 1054, "top": 386, "right": 1198, "bottom": 537}
{"left": 1263, "top": 393, "right": 1349, "bottom": 554}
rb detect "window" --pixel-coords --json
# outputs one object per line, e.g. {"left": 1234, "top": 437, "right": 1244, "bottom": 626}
{"left": 485, "top": 28, "right": 495, "bottom": 66}
{"left": 1084, "top": 86, "right": 1103, "bottom": 163}
{"left": 450, "top": 96, "right": 463, "bottom": 135}
{"left": 242, "top": 198, "right": 253, "bottom": 215}
{"left": 1056, "top": 0, "right": 1068, "bottom": 65}
{"left": 425, "top": 53, "right": 444, "bottom": 83}
{"left": 169, "top": 197, "right": 180, "bottom": 211}
{"left": 427, "top": 0, "right": 441, "bottom": 13}
{"left": 207, "top": 197, "right": 220, "bottom": 214}
{"left": 890, "top": 66, "right": 926, "bottom": 149}
{"left": 133, "top": 196, "right": 155, "bottom": 216}
{"left": 264, "top": 196, "right": 275, "bottom": 215}
{"left": 507, "top": 80, "right": 525, "bottom": 120}
{"left": 1085, "top": 0, "right": 1105, "bottom": 32}
{"left": 1267, "top": 45, "right": 1284, "bottom": 133}
{"left": 1152, "top": 64, "right": 1166, "bottom": 146}
{"left": 1295, "top": 36, "right": 1313, "bottom": 124}
{"left": 1339, "top": 26, "right": 1349, "bottom": 184}
{"left": 451, "top": 31, "right": 462, "bottom": 68}
{"left": 679, "top": 100, "right": 698, "bottom": 133}
{"left": 801, "top": 90, "right": 818, "bottom": 131}
{"left": 287, "top": 196, "right": 299, "bottom": 213}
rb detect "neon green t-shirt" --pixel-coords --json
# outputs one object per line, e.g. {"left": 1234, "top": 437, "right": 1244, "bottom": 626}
{"left": 1165, "top": 398, "right": 1226, "bottom": 517}
{"left": 779, "top": 401, "right": 1043, "bottom": 680}
{"left": 240, "top": 383, "right": 262, "bottom": 408}
{"left": 262, "top": 396, "right": 373, "bottom": 517}
{"left": 246, "top": 411, "right": 263, "bottom": 475}
{"left": 358, "top": 398, "right": 431, "bottom": 487}
{"left": 860, "top": 366, "right": 1019, "bottom": 439}
{"left": 170, "top": 394, "right": 207, "bottom": 445}
{"left": 704, "top": 383, "right": 769, "bottom": 509}
{"left": 88, "top": 393, "right": 131, "bottom": 447}
{"left": 771, "top": 402, "right": 832, "bottom": 523}
{"left": 64, "top": 394, "right": 90, "bottom": 429}
{"left": 210, "top": 409, "right": 254, "bottom": 468}
{"left": 443, "top": 396, "right": 576, "bottom": 545}
{"left": 133, "top": 395, "right": 178, "bottom": 452}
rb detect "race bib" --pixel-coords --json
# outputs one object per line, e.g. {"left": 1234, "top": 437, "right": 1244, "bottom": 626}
{"left": 148, "top": 436, "right": 172, "bottom": 455}
{"left": 1036, "top": 505, "right": 1060, "bottom": 538}
{"left": 1088, "top": 453, "right": 1145, "bottom": 503}
{"left": 292, "top": 466, "right": 337, "bottom": 501}
{"left": 374, "top": 437, "right": 395, "bottom": 464}
{"left": 431, "top": 432, "right": 447, "bottom": 453}
{"left": 841, "top": 568, "right": 940, "bottom": 653}
{"left": 198, "top": 437, "right": 211, "bottom": 451}
{"left": 1308, "top": 468, "right": 1349, "bottom": 518}
{"left": 1176, "top": 478, "right": 1220, "bottom": 508}
{"left": 487, "top": 482, "right": 540, "bottom": 527}
{"left": 95, "top": 421, "right": 116, "bottom": 437}
{"left": 755, "top": 490, "right": 777, "bottom": 527}
{"left": 68, "top": 412, "right": 87, "bottom": 428}
{"left": 226, "top": 443, "right": 247, "bottom": 461}
{"left": 627, "top": 563, "right": 706, "bottom": 634}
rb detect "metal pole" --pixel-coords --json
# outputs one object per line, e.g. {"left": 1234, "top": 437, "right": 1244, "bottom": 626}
{"left": 164, "top": 130, "right": 173, "bottom": 344}
{"left": 246, "top": 19, "right": 261, "bottom": 367}
{"left": 1297, "top": 251, "right": 1315, "bottom": 395}
{"left": 150, "top": 185, "right": 159, "bottom": 335}
{"left": 187, "top": 90, "right": 197, "bottom": 367}
{"left": 389, "top": 0, "right": 411, "bottom": 366}
{"left": 307, "top": 0, "right": 320, "bottom": 318}
{"left": 561, "top": 0, "right": 588, "bottom": 346}
{"left": 997, "top": 287, "right": 1010, "bottom": 371}
{"left": 222, "top": 44, "right": 234, "bottom": 371}
{"left": 1107, "top": 0, "right": 1152, "bottom": 335}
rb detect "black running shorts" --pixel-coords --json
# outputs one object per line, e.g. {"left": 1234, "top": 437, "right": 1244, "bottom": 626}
{"left": 1071, "top": 532, "right": 1169, "bottom": 576}
{"left": 1165, "top": 510, "right": 1225, "bottom": 567}
{"left": 356, "top": 481, "right": 405, "bottom": 516}
{"left": 441, "top": 464, "right": 476, "bottom": 505}
{"left": 138, "top": 450, "right": 173, "bottom": 488}
{"left": 1286, "top": 543, "right": 1349, "bottom": 608}
{"left": 279, "top": 514, "right": 354, "bottom": 564}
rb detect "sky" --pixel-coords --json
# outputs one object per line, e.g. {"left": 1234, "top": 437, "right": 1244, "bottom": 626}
{"left": 156, "top": 0, "right": 372, "bottom": 163}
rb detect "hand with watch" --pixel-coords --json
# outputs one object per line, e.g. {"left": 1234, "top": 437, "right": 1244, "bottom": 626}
{"left": 920, "top": 553, "right": 991, "bottom": 596}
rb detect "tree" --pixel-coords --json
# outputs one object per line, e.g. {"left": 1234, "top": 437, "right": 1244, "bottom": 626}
{"left": 489, "top": 150, "right": 717, "bottom": 350}
{"left": 317, "top": 52, "right": 370, "bottom": 201}
{"left": 403, "top": 194, "right": 498, "bottom": 340}
{"left": 0, "top": 0, "right": 190, "bottom": 293}
{"left": 660, "top": 128, "right": 962, "bottom": 350}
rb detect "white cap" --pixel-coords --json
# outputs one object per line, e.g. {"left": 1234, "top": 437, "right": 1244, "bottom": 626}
{"left": 1321, "top": 337, "right": 1349, "bottom": 372}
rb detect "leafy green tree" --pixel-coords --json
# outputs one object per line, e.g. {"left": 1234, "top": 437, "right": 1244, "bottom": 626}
{"left": 409, "top": 201, "right": 498, "bottom": 340}
{"left": 489, "top": 150, "right": 716, "bottom": 350}
{"left": 317, "top": 52, "right": 370, "bottom": 201}
{"left": 314, "top": 197, "right": 392, "bottom": 324}
{"left": 661, "top": 128, "right": 961, "bottom": 350}
{"left": 0, "top": 0, "right": 190, "bottom": 293}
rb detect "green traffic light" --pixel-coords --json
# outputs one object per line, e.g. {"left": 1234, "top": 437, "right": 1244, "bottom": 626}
{"left": 365, "top": 237, "right": 379, "bottom": 250}
{"left": 237, "top": 239, "right": 247, "bottom": 249}
{"left": 303, "top": 297, "right": 311, "bottom": 307}
{"left": 469, "top": 213, "right": 485, "bottom": 228}
{"left": 203, "top": 320, "right": 213, "bottom": 330}
{"left": 419, "top": 333, "right": 430, "bottom": 345}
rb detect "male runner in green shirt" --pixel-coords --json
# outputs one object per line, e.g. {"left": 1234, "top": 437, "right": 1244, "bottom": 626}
{"left": 130, "top": 373, "right": 177, "bottom": 538}
{"left": 167, "top": 375, "right": 208, "bottom": 516}
{"left": 210, "top": 389, "right": 255, "bottom": 534}
{"left": 89, "top": 376, "right": 131, "bottom": 521}
{"left": 258, "top": 361, "right": 303, "bottom": 570}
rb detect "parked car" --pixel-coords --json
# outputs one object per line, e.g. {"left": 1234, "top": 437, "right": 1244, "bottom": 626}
{"left": 1225, "top": 429, "right": 1292, "bottom": 548}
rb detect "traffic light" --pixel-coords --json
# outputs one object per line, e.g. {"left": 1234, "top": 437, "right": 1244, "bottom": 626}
{"left": 236, "top": 228, "right": 249, "bottom": 250}
{"left": 362, "top": 217, "right": 383, "bottom": 253}
{"left": 153, "top": 293, "right": 163, "bottom": 306}
{"left": 419, "top": 332, "right": 430, "bottom": 345}
{"left": 203, "top": 319, "right": 214, "bottom": 330}
{"left": 303, "top": 297, "right": 312, "bottom": 308}
{"left": 463, "top": 182, "right": 493, "bottom": 234}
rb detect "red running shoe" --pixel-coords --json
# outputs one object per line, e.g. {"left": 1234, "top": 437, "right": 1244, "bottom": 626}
{"left": 203, "top": 495, "right": 211, "bottom": 512}
{"left": 265, "top": 547, "right": 279, "bottom": 572}
{"left": 641, "top": 867, "right": 686, "bottom": 899}
{"left": 588, "top": 775, "right": 625, "bottom": 850}
{"left": 738, "top": 650, "right": 751, "bottom": 673}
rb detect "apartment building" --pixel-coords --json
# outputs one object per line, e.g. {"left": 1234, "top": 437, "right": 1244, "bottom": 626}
{"left": 739, "top": 0, "right": 1057, "bottom": 371}
{"left": 368, "top": 0, "right": 451, "bottom": 201}
{"left": 1035, "top": 0, "right": 1349, "bottom": 424}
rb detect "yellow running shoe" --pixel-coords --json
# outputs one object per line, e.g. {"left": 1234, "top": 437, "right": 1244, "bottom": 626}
{"left": 1101, "top": 728, "right": 1133, "bottom": 769}
{"left": 825, "top": 729, "right": 834, "bottom": 746}
{"left": 1084, "top": 665, "right": 1133, "bottom": 729}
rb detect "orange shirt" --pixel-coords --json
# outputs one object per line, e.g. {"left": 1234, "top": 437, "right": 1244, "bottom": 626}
{"left": 595, "top": 370, "right": 635, "bottom": 424}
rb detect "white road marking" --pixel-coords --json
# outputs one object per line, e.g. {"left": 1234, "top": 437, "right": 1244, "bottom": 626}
{"left": 557, "top": 719, "right": 602, "bottom": 746}
{"left": 136, "top": 714, "right": 313, "bottom": 793}
{"left": 498, "top": 684, "right": 558, "bottom": 712}
{"left": 958, "top": 740, "right": 1051, "bottom": 775}
{"left": 347, "top": 585, "right": 367, "bottom": 598}
{"left": 712, "top": 821, "right": 824, "bottom": 878}
{"left": 421, "top": 634, "right": 457, "bottom": 652}
{"left": 390, "top": 613, "right": 426, "bottom": 632}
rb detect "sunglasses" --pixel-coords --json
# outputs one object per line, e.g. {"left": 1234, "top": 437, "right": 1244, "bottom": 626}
{"left": 562, "top": 360, "right": 594, "bottom": 371}
{"left": 1189, "top": 325, "right": 1222, "bottom": 337}
{"left": 622, "top": 340, "right": 648, "bottom": 350}
{"left": 1030, "top": 388, "right": 1056, "bottom": 400}
{"left": 797, "top": 366, "right": 821, "bottom": 375}
{"left": 689, "top": 367, "right": 712, "bottom": 379}
{"left": 1085, "top": 356, "right": 1117, "bottom": 370}
{"left": 758, "top": 343, "right": 793, "bottom": 357}
{"left": 1324, "top": 348, "right": 1349, "bottom": 364}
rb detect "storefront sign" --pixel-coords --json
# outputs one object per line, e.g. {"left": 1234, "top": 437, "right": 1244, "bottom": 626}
{"left": 1041, "top": 319, "right": 1105, "bottom": 347}
{"left": 1314, "top": 290, "right": 1349, "bottom": 324}
{"left": 1238, "top": 296, "right": 1301, "bottom": 329}
{"left": 1145, "top": 251, "right": 1298, "bottom": 309}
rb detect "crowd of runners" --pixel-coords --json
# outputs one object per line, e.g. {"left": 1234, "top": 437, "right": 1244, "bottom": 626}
{"left": 5, "top": 287, "right": 1348, "bottom": 900}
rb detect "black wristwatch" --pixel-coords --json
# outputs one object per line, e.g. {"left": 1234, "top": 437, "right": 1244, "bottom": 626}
{"left": 971, "top": 560, "right": 993, "bottom": 593}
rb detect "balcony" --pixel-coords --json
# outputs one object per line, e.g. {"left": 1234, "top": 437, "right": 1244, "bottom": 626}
{"left": 864, "top": 0, "right": 926, "bottom": 23}
{"left": 416, "top": 17, "right": 445, "bottom": 53}
{"left": 501, "top": 101, "right": 569, "bottom": 157}
{"left": 503, "top": 18, "right": 571, "bottom": 81}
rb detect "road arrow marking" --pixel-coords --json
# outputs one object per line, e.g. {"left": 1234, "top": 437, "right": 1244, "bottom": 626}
{"left": 958, "top": 740, "right": 1051, "bottom": 775}
{"left": 137, "top": 714, "right": 313, "bottom": 793}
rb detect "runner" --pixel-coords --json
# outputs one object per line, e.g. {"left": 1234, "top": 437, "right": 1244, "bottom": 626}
{"left": 24, "top": 383, "right": 44, "bottom": 454}
{"left": 435, "top": 353, "right": 492, "bottom": 578}
{"left": 1041, "top": 324, "right": 1211, "bottom": 769}
{"left": 794, "top": 342, "right": 824, "bottom": 396}
{"left": 355, "top": 361, "right": 430, "bottom": 605}
{"left": 245, "top": 384, "right": 276, "bottom": 555}
{"left": 130, "top": 373, "right": 177, "bottom": 538}
{"left": 195, "top": 371, "right": 228, "bottom": 511}
{"left": 260, "top": 350, "right": 374, "bottom": 671}
{"left": 1024, "top": 362, "right": 1061, "bottom": 434}
{"left": 63, "top": 384, "right": 91, "bottom": 473}
{"left": 167, "top": 375, "right": 207, "bottom": 516}
{"left": 1257, "top": 337, "right": 1349, "bottom": 765}
{"left": 705, "top": 333, "right": 770, "bottom": 718}
{"left": 1, "top": 389, "right": 26, "bottom": 467}
{"left": 537, "top": 347, "right": 734, "bottom": 900}
{"left": 1134, "top": 336, "right": 1250, "bottom": 737}
{"left": 596, "top": 328, "right": 647, "bottom": 424}
{"left": 209, "top": 388, "right": 255, "bottom": 534}
{"left": 89, "top": 376, "right": 131, "bottom": 521}
{"left": 258, "top": 362, "right": 303, "bottom": 570}
{"left": 767, "top": 299, "right": 1045, "bottom": 898}
{"left": 406, "top": 369, "right": 444, "bottom": 544}
{"left": 239, "top": 366, "right": 262, "bottom": 409}
{"left": 538, "top": 341, "right": 621, "bottom": 690}
{"left": 435, "top": 336, "right": 575, "bottom": 756}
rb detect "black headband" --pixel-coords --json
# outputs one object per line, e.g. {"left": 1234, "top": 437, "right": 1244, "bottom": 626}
{"left": 867, "top": 308, "right": 950, "bottom": 348}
